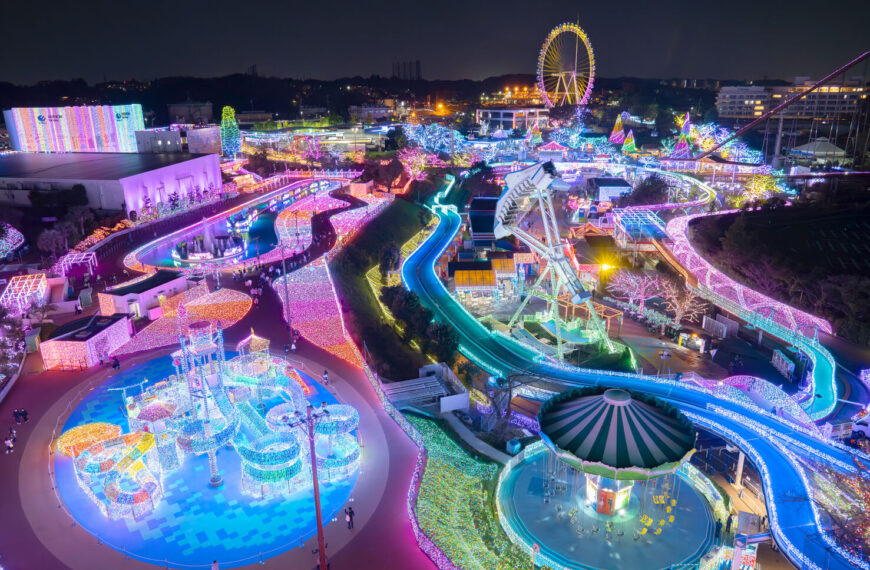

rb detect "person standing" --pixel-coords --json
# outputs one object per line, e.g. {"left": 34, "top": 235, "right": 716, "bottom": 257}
{"left": 4, "top": 436, "right": 13, "bottom": 454}
{"left": 322, "top": 370, "right": 329, "bottom": 385}
{"left": 725, "top": 514, "right": 733, "bottom": 537}
{"left": 8, "top": 426, "right": 16, "bottom": 443}
{"left": 344, "top": 507, "right": 355, "bottom": 529}
{"left": 715, "top": 519, "right": 722, "bottom": 543}
{"left": 20, "top": 409, "right": 28, "bottom": 423}
{"left": 211, "top": 561, "right": 219, "bottom": 570}
{"left": 291, "top": 341, "right": 296, "bottom": 354}
{"left": 13, "top": 409, "right": 21, "bottom": 425}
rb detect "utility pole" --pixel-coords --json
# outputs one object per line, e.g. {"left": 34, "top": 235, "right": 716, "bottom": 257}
{"left": 286, "top": 404, "right": 330, "bottom": 570}
{"left": 279, "top": 243, "right": 292, "bottom": 340}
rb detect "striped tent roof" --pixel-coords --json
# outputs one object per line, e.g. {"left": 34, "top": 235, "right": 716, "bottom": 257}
{"left": 538, "top": 388, "right": 695, "bottom": 480}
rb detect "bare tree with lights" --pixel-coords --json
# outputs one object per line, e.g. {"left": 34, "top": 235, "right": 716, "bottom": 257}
{"left": 659, "top": 278, "right": 707, "bottom": 325}
{"left": 606, "top": 269, "right": 661, "bottom": 314}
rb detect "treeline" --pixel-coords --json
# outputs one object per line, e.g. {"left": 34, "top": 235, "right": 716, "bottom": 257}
{"left": 689, "top": 202, "right": 870, "bottom": 346}
{"left": 380, "top": 285, "right": 458, "bottom": 365}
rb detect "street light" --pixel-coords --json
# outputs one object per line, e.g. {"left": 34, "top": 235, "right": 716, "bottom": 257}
{"left": 285, "top": 402, "right": 331, "bottom": 570}
{"left": 279, "top": 243, "right": 292, "bottom": 339}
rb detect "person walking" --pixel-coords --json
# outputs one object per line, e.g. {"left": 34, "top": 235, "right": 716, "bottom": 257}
{"left": 291, "top": 341, "right": 296, "bottom": 354}
{"left": 322, "top": 370, "right": 329, "bottom": 385}
{"left": 4, "top": 436, "right": 13, "bottom": 454}
{"left": 8, "top": 426, "right": 16, "bottom": 443}
{"left": 211, "top": 560, "right": 220, "bottom": 570}
{"left": 715, "top": 519, "right": 722, "bottom": 544}
{"left": 725, "top": 514, "right": 733, "bottom": 537}
{"left": 13, "top": 409, "right": 21, "bottom": 425}
{"left": 20, "top": 409, "right": 28, "bottom": 423}
{"left": 344, "top": 507, "right": 355, "bottom": 529}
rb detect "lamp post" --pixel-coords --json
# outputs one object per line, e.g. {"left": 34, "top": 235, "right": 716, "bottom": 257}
{"left": 279, "top": 243, "right": 292, "bottom": 339}
{"left": 286, "top": 402, "right": 331, "bottom": 570}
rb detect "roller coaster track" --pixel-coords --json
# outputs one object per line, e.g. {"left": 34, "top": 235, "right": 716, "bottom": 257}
{"left": 693, "top": 50, "right": 870, "bottom": 161}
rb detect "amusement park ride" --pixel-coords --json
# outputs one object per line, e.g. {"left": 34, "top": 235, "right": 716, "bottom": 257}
{"left": 495, "top": 161, "right": 616, "bottom": 359}
{"left": 537, "top": 23, "right": 596, "bottom": 108}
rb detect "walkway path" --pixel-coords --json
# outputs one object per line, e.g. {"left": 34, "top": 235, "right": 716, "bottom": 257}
{"left": 0, "top": 183, "right": 435, "bottom": 570}
{"left": 441, "top": 412, "right": 511, "bottom": 463}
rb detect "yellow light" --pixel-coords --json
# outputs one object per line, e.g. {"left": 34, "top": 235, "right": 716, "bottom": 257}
{"left": 601, "top": 264, "right": 613, "bottom": 271}
{"left": 57, "top": 422, "right": 122, "bottom": 457}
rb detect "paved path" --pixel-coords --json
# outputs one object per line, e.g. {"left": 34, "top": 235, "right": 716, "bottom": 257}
{"left": 0, "top": 188, "right": 435, "bottom": 570}
{"left": 442, "top": 411, "right": 511, "bottom": 463}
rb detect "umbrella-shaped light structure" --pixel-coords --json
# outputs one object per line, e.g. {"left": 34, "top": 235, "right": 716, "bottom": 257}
{"left": 538, "top": 387, "right": 696, "bottom": 481}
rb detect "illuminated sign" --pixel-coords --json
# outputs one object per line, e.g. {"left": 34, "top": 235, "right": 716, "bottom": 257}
{"left": 3, "top": 104, "right": 145, "bottom": 153}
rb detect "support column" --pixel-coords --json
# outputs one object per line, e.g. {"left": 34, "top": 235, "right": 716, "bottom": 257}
{"left": 735, "top": 451, "right": 745, "bottom": 490}
{"left": 772, "top": 114, "right": 785, "bottom": 169}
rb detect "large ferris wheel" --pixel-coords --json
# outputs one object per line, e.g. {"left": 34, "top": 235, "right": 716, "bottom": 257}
{"left": 537, "top": 23, "right": 595, "bottom": 108}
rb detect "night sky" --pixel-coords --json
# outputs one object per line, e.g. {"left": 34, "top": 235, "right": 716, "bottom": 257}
{"left": 3, "top": 0, "right": 868, "bottom": 84}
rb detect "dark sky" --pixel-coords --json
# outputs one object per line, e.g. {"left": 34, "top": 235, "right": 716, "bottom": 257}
{"left": 2, "top": 0, "right": 868, "bottom": 85}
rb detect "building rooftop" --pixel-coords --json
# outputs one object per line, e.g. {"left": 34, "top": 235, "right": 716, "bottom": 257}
{"left": 588, "top": 177, "right": 631, "bottom": 188}
{"left": 47, "top": 314, "right": 128, "bottom": 342}
{"left": 105, "top": 269, "right": 184, "bottom": 296}
{"left": 0, "top": 152, "right": 212, "bottom": 181}
{"left": 454, "top": 269, "right": 497, "bottom": 290}
{"left": 447, "top": 260, "right": 492, "bottom": 277}
{"left": 468, "top": 197, "right": 499, "bottom": 211}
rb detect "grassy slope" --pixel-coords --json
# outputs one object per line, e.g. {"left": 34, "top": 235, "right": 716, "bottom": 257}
{"left": 407, "top": 415, "right": 530, "bottom": 570}
{"left": 329, "top": 197, "right": 432, "bottom": 379}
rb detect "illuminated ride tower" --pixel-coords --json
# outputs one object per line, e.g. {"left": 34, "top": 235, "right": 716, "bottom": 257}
{"left": 172, "top": 303, "right": 240, "bottom": 487}
{"left": 494, "top": 161, "right": 615, "bottom": 359}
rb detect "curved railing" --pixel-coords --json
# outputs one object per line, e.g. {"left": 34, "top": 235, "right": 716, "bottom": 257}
{"left": 665, "top": 213, "right": 837, "bottom": 420}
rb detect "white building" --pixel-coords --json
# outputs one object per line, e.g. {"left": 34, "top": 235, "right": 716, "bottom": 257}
{"left": 0, "top": 152, "right": 221, "bottom": 218}
{"left": 98, "top": 269, "right": 189, "bottom": 318}
{"left": 136, "top": 129, "right": 183, "bottom": 153}
{"left": 348, "top": 105, "right": 393, "bottom": 123}
{"left": 716, "top": 78, "right": 867, "bottom": 119}
{"left": 475, "top": 107, "right": 549, "bottom": 130}
{"left": 186, "top": 126, "right": 222, "bottom": 154}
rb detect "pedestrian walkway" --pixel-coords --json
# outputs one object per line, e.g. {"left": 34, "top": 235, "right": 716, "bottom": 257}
{"left": 441, "top": 411, "right": 511, "bottom": 463}
{"left": 619, "top": 319, "right": 729, "bottom": 379}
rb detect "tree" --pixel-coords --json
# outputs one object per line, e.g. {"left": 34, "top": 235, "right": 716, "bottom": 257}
{"left": 220, "top": 106, "right": 241, "bottom": 157}
{"left": 398, "top": 147, "right": 429, "bottom": 181}
{"left": 27, "top": 300, "right": 57, "bottom": 326}
{"left": 384, "top": 126, "right": 407, "bottom": 150}
{"left": 36, "top": 229, "right": 65, "bottom": 259}
{"left": 66, "top": 206, "right": 95, "bottom": 236}
{"left": 379, "top": 242, "right": 401, "bottom": 278}
{"left": 655, "top": 109, "right": 676, "bottom": 137}
{"left": 247, "top": 147, "right": 270, "bottom": 176}
{"left": 487, "top": 374, "right": 544, "bottom": 442}
{"left": 659, "top": 278, "right": 707, "bottom": 325}
{"left": 615, "top": 175, "right": 669, "bottom": 207}
{"left": 606, "top": 270, "right": 661, "bottom": 313}
{"left": 54, "top": 220, "right": 79, "bottom": 252}
{"left": 304, "top": 136, "right": 324, "bottom": 167}
{"left": 426, "top": 321, "right": 458, "bottom": 364}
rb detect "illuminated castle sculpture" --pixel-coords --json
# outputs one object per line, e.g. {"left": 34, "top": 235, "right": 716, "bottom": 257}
{"left": 57, "top": 312, "right": 361, "bottom": 519}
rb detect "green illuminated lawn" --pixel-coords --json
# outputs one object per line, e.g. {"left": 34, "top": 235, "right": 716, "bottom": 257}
{"left": 407, "top": 414, "right": 532, "bottom": 570}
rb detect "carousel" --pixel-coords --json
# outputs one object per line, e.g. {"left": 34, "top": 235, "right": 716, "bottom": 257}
{"left": 538, "top": 387, "right": 696, "bottom": 516}
{"left": 497, "top": 387, "right": 720, "bottom": 569}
